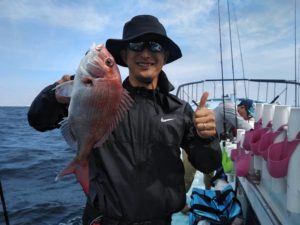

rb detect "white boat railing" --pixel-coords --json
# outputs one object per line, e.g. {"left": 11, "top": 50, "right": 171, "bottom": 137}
{"left": 176, "top": 78, "right": 300, "bottom": 108}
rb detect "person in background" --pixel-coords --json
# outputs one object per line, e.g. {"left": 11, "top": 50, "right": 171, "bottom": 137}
{"left": 27, "top": 15, "right": 222, "bottom": 225}
{"left": 213, "top": 99, "right": 255, "bottom": 141}
{"left": 201, "top": 99, "right": 255, "bottom": 195}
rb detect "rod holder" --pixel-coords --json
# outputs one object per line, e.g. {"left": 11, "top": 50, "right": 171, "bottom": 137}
{"left": 286, "top": 108, "right": 300, "bottom": 213}
{"left": 271, "top": 106, "right": 290, "bottom": 194}
{"left": 255, "top": 103, "right": 264, "bottom": 122}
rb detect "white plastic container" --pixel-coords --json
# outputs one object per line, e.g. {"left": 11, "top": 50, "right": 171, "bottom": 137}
{"left": 286, "top": 107, "right": 300, "bottom": 213}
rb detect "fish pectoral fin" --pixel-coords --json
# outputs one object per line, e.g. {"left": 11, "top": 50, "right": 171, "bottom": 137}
{"left": 53, "top": 80, "right": 74, "bottom": 97}
{"left": 94, "top": 88, "right": 134, "bottom": 148}
{"left": 120, "top": 88, "right": 134, "bottom": 111}
{"left": 60, "top": 118, "right": 77, "bottom": 150}
{"left": 109, "top": 88, "right": 134, "bottom": 135}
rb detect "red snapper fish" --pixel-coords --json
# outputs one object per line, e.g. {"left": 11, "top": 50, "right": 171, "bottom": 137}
{"left": 55, "top": 43, "right": 133, "bottom": 194}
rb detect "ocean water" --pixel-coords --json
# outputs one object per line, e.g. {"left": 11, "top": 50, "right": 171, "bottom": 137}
{"left": 0, "top": 106, "right": 86, "bottom": 225}
{"left": 0, "top": 107, "right": 188, "bottom": 225}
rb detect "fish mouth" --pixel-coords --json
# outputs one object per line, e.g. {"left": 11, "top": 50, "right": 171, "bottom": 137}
{"left": 95, "top": 44, "right": 104, "bottom": 51}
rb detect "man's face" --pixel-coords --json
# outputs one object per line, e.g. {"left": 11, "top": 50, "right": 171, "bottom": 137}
{"left": 238, "top": 106, "right": 249, "bottom": 120}
{"left": 121, "top": 38, "right": 168, "bottom": 88}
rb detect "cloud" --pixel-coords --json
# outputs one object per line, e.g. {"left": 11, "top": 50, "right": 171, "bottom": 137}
{"left": 234, "top": 0, "right": 297, "bottom": 48}
{"left": 0, "top": 0, "right": 299, "bottom": 106}
{"left": 0, "top": 0, "right": 109, "bottom": 33}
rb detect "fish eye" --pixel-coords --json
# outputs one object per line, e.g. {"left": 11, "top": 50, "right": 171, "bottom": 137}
{"left": 105, "top": 58, "right": 114, "bottom": 67}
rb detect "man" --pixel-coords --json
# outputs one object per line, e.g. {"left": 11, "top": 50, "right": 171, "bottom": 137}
{"left": 213, "top": 99, "right": 255, "bottom": 141}
{"left": 28, "top": 15, "right": 222, "bottom": 225}
{"left": 201, "top": 99, "right": 255, "bottom": 191}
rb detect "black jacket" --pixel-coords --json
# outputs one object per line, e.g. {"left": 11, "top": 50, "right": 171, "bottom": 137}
{"left": 27, "top": 71, "right": 221, "bottom": 223}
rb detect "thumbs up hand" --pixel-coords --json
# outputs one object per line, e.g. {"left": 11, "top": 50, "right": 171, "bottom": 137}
{"left": 193, "top": 92, "right": 216, "bottom": 138}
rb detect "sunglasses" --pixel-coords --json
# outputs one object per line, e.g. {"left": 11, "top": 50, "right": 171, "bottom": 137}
{"left": 128, "top": 41, "right": 164, "bottom": 53}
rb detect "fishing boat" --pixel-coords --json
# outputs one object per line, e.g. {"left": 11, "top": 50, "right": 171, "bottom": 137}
{"left": 176, "top": 77, "right": 300, "bottom": 225}
{"left": 173, "top": 0, "right": 300, "bottom": 223}
{"left": 1, "top": 0, "right": 299, "bottom": 224}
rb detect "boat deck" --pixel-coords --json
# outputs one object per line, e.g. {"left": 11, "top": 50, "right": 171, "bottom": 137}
{"left": 172, "top": 212, "right": 189, "bottom": 224}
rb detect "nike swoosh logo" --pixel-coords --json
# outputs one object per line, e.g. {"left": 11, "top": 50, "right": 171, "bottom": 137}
{"left": 161, "top": 117, "right": 175, "bottom": 122}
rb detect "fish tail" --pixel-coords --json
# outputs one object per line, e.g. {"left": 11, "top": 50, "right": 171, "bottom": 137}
{"left": 55, "top": 159, "right": 90, "bottom": 194}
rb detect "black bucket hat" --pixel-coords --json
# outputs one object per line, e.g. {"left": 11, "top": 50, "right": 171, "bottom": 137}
{"left": 106, "top": 15, "right": 182, "bottom": 67}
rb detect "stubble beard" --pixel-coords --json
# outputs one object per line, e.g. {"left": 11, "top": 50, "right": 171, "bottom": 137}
{"left": 135, "top": 75, "right": 153, "bottom": 84}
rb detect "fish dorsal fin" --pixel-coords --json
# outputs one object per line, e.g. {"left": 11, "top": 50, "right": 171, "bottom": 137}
{"left": 94, "top": 88, "right": 134, "bottom": 148}
{"left": 54, "top": 80, "right": 74, "bottom": 98}
{"left": 60, "top": 118, "right": 77, "bottom": 150}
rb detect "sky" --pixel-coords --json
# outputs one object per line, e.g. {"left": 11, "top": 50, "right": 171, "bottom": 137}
{"left": 0, "top": 0, "right": 299, "bottom": 106}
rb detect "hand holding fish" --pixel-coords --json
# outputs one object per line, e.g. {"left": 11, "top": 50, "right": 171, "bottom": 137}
{"left": 193, "top": 92, "right": 216, "bottom": 138}
{"left": 55, "top": 74, "right": 73, "bottom": 104}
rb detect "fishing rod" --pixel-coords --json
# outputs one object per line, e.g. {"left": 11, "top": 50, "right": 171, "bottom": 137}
{"left": 226, "top": 0, "right": 238, "bottom": 138}
{"left": 232, "top": 3, "right": 248, "bottom": 98}
{"left": 269, "top": 87, "right": 287, "bottom": 104}
{"left": 298, "top": 48, "right": 300, "bottom": 106}
{"left": 182, "top": 89, "right": 199, "bottom": 107}
{"left": 0, "top": 180, "right": 10, "bottom": 225}
{"left": 217, "top": 0, "right": 228, "bottom": 141}
{"left": 294, "top": 0, "right": 298, "bottom": 107}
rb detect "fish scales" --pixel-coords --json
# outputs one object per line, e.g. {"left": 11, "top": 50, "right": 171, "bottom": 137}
{"left": 55, "top": 43, "right": 133, "bottom": 194}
